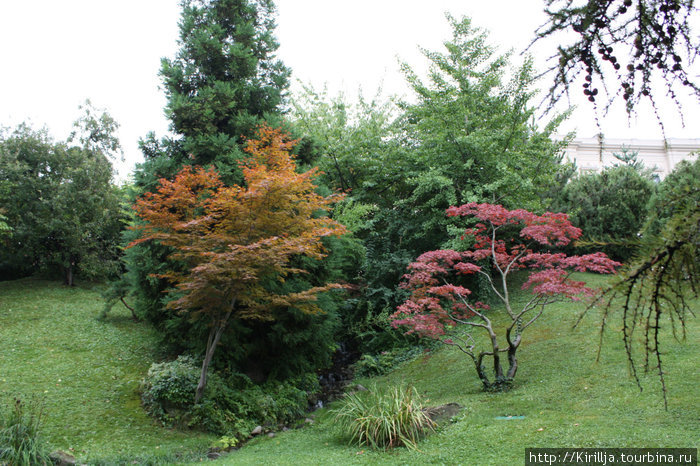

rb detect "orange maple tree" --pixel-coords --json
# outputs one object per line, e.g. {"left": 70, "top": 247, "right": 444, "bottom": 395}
{"left": 129, "top": 125, "right": 347, "bottom": 402}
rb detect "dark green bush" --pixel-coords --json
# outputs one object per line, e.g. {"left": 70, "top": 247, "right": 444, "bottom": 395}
{"left": 0, "top": 396, "right": 51, "bottom": 466}
{"left": 140, "top": 356, "right": 318, "bottom": 442}
{"left": 553, "top": 163, "right": 656, "bottom": 262}
{"left": 644, "top": 157, "right": 699, "bottom": 236}
{"left": 353, "top": 346, "right": 429, "bottom": 377}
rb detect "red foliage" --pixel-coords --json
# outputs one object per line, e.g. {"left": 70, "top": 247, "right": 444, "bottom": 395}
{"left": 128, "top": 125, "right": 348, "bottom": 400}
{"left": 392, "top": 203, "right": 621, "bottom": 340}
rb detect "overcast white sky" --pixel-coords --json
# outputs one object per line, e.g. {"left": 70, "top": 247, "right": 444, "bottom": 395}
{"left": 1, "top": 1, "right": 698, "bottom": 180}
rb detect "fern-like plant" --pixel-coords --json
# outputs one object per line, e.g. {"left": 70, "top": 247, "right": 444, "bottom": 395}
{"left": 334, "top": 385, "right": 435, "bottom": 450}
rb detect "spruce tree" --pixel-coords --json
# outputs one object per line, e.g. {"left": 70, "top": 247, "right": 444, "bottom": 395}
{"left": 138, "top": 0, "right": 290, "bottom": 188}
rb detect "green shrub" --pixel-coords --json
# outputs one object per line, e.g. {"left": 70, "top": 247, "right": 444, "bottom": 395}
{"left": 0, "top": 396, "right": 51, "bottom": 466}
{"left": 552, "top": 163, "right": 656, "bottom": 262}
{"left": 334, "top": 384, "right": 435, "bottom": 450}
{"left": 140, "top": 356, "right": 317, "bottom": 442}
{"left": 353, "top": 346, "right": 428, "bottom": 377}
{"left": 140, "top": 355, "right": 202, "bottom": 423}
{"left": 644, "top": 157, "right": 699, "bottom": 236}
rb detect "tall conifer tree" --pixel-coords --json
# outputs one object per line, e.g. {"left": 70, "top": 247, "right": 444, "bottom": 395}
{"left": 136, "top": 0, "right": 290, "bottom": 189}
{"left": 118, "top": 1, "right": 352, "bottom": 383}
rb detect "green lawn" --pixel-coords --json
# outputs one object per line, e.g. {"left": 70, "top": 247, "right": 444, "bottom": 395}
{"left": 0, "top": 275, "right": 697, "bottom": 465}
{"left": 0, "top": 278, "right": 215, "bottom": 464}
{"left": 213, "top": 274, "right": 699, "bottom": 465}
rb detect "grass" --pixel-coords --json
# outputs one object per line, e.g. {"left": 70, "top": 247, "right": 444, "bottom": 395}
{"left": 0, "top": 274, "right": 697, "bottom": 465}
{"left": 334, "top": 384, "right": 435, "bottom": 450}
{"left": 0, "top": 396, "right": 52, "bottom": 465}
{"left": 0, "top": 278, "right": 215, "bottom": 463}
{"left": 208, "top": 273, "right": 699, "bottom": 465}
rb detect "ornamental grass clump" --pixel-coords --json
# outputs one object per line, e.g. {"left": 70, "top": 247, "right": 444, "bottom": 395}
{"left": 0, "top": 397, "right": 51, "bottom": 466}
{"left": 334, "top": 385, "right": 435, "bottom": 450}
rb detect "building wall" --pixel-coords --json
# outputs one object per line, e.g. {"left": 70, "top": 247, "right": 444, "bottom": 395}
{"left": 563, "top": 137, "right": 700, "bottom": 179}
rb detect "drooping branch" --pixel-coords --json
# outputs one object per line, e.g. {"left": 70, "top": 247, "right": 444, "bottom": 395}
{"left": 531, "top": 0, "right": 700, "bottom": 129}
{"left": 582, "top": 194, "right": 698, "bottom": 408}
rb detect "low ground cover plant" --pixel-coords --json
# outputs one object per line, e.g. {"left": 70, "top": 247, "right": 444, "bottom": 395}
{"left": 334, "top": 384, "right": 435, "bottom": 450}
{"left": 140, "top": 355, "right": 317, "bottom": 442}
{"left": 0, "top": 396, "right": 51, "bottom": 466}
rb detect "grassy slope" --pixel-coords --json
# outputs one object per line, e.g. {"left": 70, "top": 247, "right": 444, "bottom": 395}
{"left": 0, "top": 278, "right": 215, "bottom": 463}
{"left": 216, "top": 274, "right": 699, "bottom": 465}
{"left": 0, "top": 275, "right": 697, "bottom": 465}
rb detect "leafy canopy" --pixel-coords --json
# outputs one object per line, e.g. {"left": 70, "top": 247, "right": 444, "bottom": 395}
{"left": 131, "top": 125, "right": 346, "bottom": 320}
{"left": 392, "top": 203, "right": 620, "bottom": 390}
{"left": 0, "top": 104, "right": 123, "bottom": 284}
{"left": 290, "top": 17, "right": 570, "bottom": 345}
{"left": 129, "top": 125, "right": 347, "bottom": 400}
{"left": 554, "top": 158, "right": 657, "bottom": 262}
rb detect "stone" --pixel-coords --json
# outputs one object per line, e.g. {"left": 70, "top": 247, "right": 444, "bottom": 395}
{"left": 50, "top": 450, "right": 76, "bottom": 466}
{"left": 251, "top": 425, "right": 263, "bottom": 436}
{"left": 267, "top": 432, "right": 275, "bottom": 438}
{"left": 423, "top": 402, "right": 463, "bottom": 424}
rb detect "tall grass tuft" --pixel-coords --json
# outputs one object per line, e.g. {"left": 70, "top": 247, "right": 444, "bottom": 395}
{"left": 0, "top": 396, "right": 52, "bottom": 466}
{"left": 334, "top": 384, "right": 435, "bottom": 450}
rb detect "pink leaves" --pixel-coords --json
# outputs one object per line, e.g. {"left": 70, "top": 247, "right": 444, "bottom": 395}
{"left": 447, "top": 203, "right": 531, "bottom": 226}
{"left": 520, "top": 212, "right": 582, "bottom": 246}
{"left": 565, "top": 252, "right": 622, "bottom": 274}
{"left": 454, "top": 262, "right": 481, "bottom": 275}
{"left": 428, "top": 284, "right": 471, "bottom": 297}
{"left": 449, "top": 202, "right": 582, "bottom": 246}
{"left": 392, "top": 202, "right": 621, "bottom": 341}
{"left": 522, "top": 269, "right": 590, "bottom": 300}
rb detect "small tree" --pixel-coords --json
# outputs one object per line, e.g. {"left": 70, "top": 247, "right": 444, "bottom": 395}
{"left": 391, "top": 203, "right": 620, "bottom": 390}
{"left": 129, "top": 125, "right": 346, "bottom": 402}
{"left": 553, "top": 162, "right": 656, "bottom": 262}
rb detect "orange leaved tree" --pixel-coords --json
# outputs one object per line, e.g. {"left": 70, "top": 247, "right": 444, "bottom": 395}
{"left": 129, "top": 125, "right": 347, "bottom": 402}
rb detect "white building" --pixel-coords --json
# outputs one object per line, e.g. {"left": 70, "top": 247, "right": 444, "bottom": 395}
{"left": 562, "top": 137, "right": 700, "bottom": 179}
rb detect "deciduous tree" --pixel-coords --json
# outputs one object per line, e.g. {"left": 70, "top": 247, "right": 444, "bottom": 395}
{"left": 130, "top": 125, "right": 346, "bottom": 402}
{"left": 123, "top": 0, "right": 293, "bottom": 334}
{"left": 0, "top": 105, "right": 123, "bottom": 284}
{"left": 291, "top": 18, "right": 571, "bottom": 352}
{"left": 392, "top": 203, "right": 620, "bottom": 390}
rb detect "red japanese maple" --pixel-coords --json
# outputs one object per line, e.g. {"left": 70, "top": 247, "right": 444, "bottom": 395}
{"left": 129, "top": 125, "right": 347, "bottom": 402}
{"left": 391, "top": 202, "right": 620, "bottom": 390}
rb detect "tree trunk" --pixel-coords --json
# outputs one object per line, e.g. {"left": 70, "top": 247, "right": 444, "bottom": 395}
{"left": 64, "top": 264, "right": 74, "bottom": 286}
{"left": 194, "top": 299, "right": 235, "bottom": 404}
{"left": 505, "top": 330, "right": 521, "bottom": 381}
{"left": 475, "top": 352, "right": 492, "bottom": 388}
{"left": 195, "top": 325, "right": 222, "bottom": 404}
{"left": 120, "top": 296, "right": 139, "bottom": 321}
